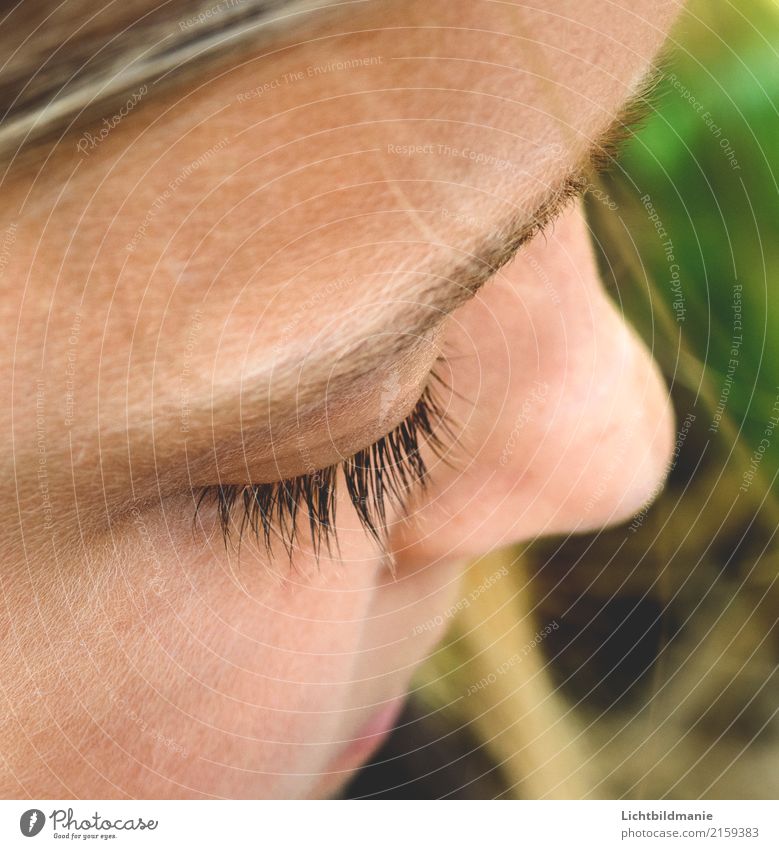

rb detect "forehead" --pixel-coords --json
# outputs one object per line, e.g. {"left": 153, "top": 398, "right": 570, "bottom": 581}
{"left": 4, "top": 0, "right": 676, "bottom": 392}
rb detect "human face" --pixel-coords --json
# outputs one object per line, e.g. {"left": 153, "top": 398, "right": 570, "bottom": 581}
{"left": 0, "top": 0, "right": 680, "bottom": 798}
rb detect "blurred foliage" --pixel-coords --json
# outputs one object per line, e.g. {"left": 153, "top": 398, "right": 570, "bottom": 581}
{"left": 547, "top": 0, "right": 779, "bottom": 797}
{"left": 415, "top": 0, "right": 779, "bottom": 799}
{"left": 592, "top": 0, "right": 779, "bottom": 473}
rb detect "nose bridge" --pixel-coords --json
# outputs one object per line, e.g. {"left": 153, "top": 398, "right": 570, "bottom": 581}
{"left": 490, "top": 203, "right": 677, "bottom": 533}
{"left": 391, "top": 203, "right": 675, "bottom": 567}
{"left": 524, "top": 254, "right": 674, "bottom": 534}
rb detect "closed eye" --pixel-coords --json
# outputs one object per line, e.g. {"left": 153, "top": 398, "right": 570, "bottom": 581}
{"left": 194, "top": 366, "right": 455, "bottom": 558}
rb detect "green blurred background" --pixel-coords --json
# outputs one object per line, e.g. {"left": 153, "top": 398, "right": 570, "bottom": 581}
{"left": 418, "top": 0, "right": 779, "bottom": 799}
{"left": 542, "top": 0, "right": 779, "bottom": 797}
{"left": 596, "top": 0, "right": 779, "bottom": 464}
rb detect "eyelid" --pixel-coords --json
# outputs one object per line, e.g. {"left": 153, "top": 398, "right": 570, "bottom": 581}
{"left": 193, "top": 364, "right": 455, "bottom": 558}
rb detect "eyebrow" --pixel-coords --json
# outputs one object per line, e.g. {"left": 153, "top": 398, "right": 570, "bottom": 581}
{"left": 282, "top": 75, "right": 661, "bottom": 398}
{"left": 386, "top": 167, "right": 589, "bottom": 345}
{"left": 176, "top": 75, "right": 661, "bottom": 453}
{"left": 131, "top": 114, "right": 640, "bottom": 501}
{"left": 370, "top": 66, "right": 664, "bottom": 348}
{"left": 420, "top": 67, "right": 663, "bottom": 319}
{"left": 126, "top": 75, "right": 662, "bottom": 493}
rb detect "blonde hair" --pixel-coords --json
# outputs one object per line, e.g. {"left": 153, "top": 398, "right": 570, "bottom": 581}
{"left": 0, "top": 0, "right": 333, "bottom": 161}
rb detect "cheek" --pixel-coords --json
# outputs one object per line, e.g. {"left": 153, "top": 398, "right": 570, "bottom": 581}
{"left": 2, "top": 505, "right": 388, "bottom": 799}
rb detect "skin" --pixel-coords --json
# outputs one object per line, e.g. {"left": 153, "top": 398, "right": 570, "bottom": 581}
{"left": 0, "top": 0, "right": 681, "bottom": 798}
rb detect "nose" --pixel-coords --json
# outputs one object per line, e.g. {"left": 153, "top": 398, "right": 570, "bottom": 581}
{"left": 392, "top": 202, "right": 675, "bottom": 568}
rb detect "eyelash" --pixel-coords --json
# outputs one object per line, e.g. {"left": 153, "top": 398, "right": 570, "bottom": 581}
{"left": 194, "top": 369, "right": 455, "bottom": 558}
